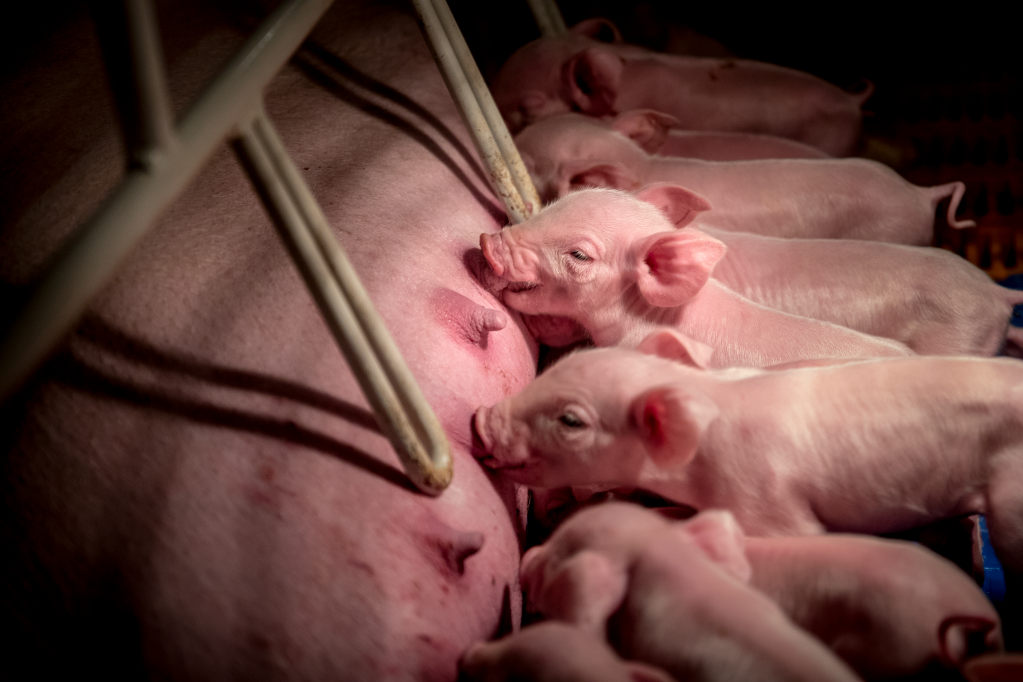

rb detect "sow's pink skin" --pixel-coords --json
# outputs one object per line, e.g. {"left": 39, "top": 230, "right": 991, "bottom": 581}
{"left": 491, "top": 18, "right": 869, "bottom": 156}
{"left": 519, "top": 502, "right": 863, "bottom": 682}
{"left": 458, "top": 621, "right": 676, "bottom": 682}
{"left": 0, "top": 3, "right": 539, "bottom": 679}
{"left": 745, "top": 534, "right": 1003, "bottom": 680}
{"left": 513, "top": 111, "right": 974, "bottom": 244}
{"left": 479, "top": 185, "right": 913, "bottom": 366}
{"left": 474, "top": 328, "right": 1023, "bottom": 574}
{"left": 704, "top": 226, "right": 1023, "bottom": 356}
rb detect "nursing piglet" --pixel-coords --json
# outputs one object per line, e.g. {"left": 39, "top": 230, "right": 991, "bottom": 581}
{"left": 519, "top": 502, "right": 863, "bottom": 682}
{"left": 746, "top": 534, "right": 1003, "bottom": 680}
{"left": 705, "top": 227, "right": 1023, "bottom": 356}
{"left": 533, "top": 107, "right": 829, "bottom": 161}
{"left": 458, "top": 622, "right": 676, "bottom": 682}
{"left": 659, "top": 129, "right": 830, "bottom": 161}
{"left": 514, "top": 111, "right": 973, "bottom": 243}
{"left": 491, "top": 19, "right": 868, "bottom": 156}
{"left": 480, "top": 185, "right": 913, "bottom": 366}
{"left": 473, "top": 328, "right": 1023, "bottom": 574}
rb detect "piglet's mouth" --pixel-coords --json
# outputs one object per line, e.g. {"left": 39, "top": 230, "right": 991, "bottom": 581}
{"left": 470, "top": 446, "right": 527, "bottom": 472}
{"left": 469, "top": 419, "right": 526, "bottom": 471}
{"left": 481, "top": 458, "right": 527, "bottom": 471}
{"left": 506, "top": 281, "right": 539, "bottom": 293}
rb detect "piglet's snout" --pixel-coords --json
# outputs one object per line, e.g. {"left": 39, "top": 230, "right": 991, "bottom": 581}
{"left": 480, "top": 230, "right": 540, "bottom": 284}
{"left": 941, "top": 616, "right": 1002, "bottom": 667}
{"left": 480, "top": 233, "right": 509, "bottom": 278}
{"left": 473, "top": 404, "right": 530, "bottom": 469}
{"left": 472, "top": 406, "right": 495, "bottom": 457}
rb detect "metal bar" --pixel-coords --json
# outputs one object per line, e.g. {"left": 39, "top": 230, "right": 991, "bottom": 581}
{"left": 410, "top": 0, "right": 532, "bottom": 224}
{"left": 234, "top": 110, "right": 452, "bottom": 494}
{"left": 525, "top": 0, "right": 567, "bottom": 37}
{"left": 122, "top": 0, "right": 176, "bottom": 165}
{"left": 0, "top": 0, "right": 332, "bottom": 405}
{"left": 429, "top": 0, "right": 541, "bottom": 219}
{"left": 89, "top": 0, "right": 176, "bottom": 168}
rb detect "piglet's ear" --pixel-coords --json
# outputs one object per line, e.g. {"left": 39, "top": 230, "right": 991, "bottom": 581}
{"left": 634, "top": 182, "right": 713, "bottom": 228}
{"left": 569, "top": 18, "right": 623, "bottom": 43}
{"left": 565, "top": 47, "right": 622, "bottom": 117}
{"left": 611, "top": 110, "right": 680, "bottom": 154}
{"left": 632, "top": 386, "right": 718, "bottom": 469}
{"left": 636, "top": 328, "right": 713, "bottom": 369}
{"left": 561, "top": 160, "right": 640, "bottom": 194}
{"left": 677, "top": 510, "right": 751, "bottom": 583}
{"left": 634, "top": 229, "right": 726, "bottom": 307}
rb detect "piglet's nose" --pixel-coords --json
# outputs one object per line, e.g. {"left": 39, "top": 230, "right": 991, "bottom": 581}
{"left": 479, "top": 233, "right": 507, "bottom": 278}
{"left": 941, "top": 616, "right": 999, "bottom": 667}
{"left": 472, "top": 407, "right": 494, "bottom": 455}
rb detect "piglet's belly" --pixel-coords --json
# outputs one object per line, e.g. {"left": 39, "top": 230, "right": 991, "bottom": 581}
{"left": 0, "top": 4, "right": 536, "bottom": 680}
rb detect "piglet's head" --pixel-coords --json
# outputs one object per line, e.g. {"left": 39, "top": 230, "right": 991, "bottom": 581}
{"left": 514, "top": 110, "right": 680, "bottom": 202}
{"left": 492, "top": 19, "right": 625, "bottom": 133}
{"left": 480, "top": 185, "right": 721, "bottom": 346}
{"left": 473, "top": 329, "right": 719, "bottom": 490}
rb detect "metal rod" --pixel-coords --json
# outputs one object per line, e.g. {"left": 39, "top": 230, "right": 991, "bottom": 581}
{"left": 410, "top": 0, "right": 532, "bottom": 224}
{"left": 0, "top": 0, "right": 332, "bottom": 405}
{"left": 122, "top": 0, "right": 176, "bottom": 166}
{"left": 525, "top": 0, "right": 567, "bottom": 37}
{"left": 234, "top": 110, "right": 452, "bottom": 494}
{"left": 89, "top": 0, "right": 176, "bottom": 168}
{"left": 429, "top": 0, "right": 541, "bottom": 218}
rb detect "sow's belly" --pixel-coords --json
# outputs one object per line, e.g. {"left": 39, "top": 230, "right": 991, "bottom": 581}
{"left": 0, "top": 4, "right": 537, "bottom": 681}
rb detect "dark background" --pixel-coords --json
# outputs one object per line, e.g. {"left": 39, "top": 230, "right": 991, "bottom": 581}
{"left": 450, "top": 0, "right": 1022, "bottom": 92}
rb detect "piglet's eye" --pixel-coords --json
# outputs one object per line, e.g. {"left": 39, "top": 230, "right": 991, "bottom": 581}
{"left": 571, "top": 250, "right": 589, "bottom": 261}
{"left": 559, "top": 412, "right": 586, "bottom": 428}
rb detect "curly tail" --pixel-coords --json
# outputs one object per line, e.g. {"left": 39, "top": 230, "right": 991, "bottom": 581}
{"left": 931, "top": 181, "right": 976, "bottom": 229}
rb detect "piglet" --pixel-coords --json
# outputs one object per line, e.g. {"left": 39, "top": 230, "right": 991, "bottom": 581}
{"left": 492, "top": 19, "right": 868, "bottom": 156}
{"left": 480, "top": 185, "right": 913, "bottom": 367}
{"left": 962, "top": 653, "right": 1023, "bottom": 682}
{"left": 746, "top": 534, "right": 1003, "bottom": 680}
{"left": 537, "top": 107, "right": 830, "bottom": 161}
{"left": 474, "top": 327, "right": 1023, "bottom": 574}
{"left": 520, "top": 502, "right": 862, "bottom": 682}
{"left": 658, "top": 129, "right": 831, "bottom": 160}
{"left": 514, "top": 111, "right": 973, "bottom": 243}
{"left": 458, "top": 622, "right": 676, "bottom": 682}
{"left": 703, "top": 226, "right": 1023, "bottom": 356}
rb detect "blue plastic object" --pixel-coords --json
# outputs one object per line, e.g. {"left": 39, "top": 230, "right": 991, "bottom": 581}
{"left": 997, "top": 274, "right": 1023, "bottom": 328}
{"left": 978, "top": 515, "right": 1007, "bottom": 602}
